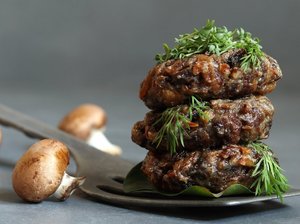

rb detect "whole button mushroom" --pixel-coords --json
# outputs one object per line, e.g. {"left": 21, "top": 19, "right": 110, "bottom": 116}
{"left": 12, "top": 139, "right": 85, "bottom": 202}
{"left": 58, "top": 104, "right": 122, "bottom": 156}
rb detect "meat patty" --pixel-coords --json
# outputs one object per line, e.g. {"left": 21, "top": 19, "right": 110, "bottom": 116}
{"left": 132, "top": 95, "right": 274, "bottom": 152}
{"left": 141, "top": 144, "right": 263, "bottom": 193}
{"left": 140, "top": 49, "right": 282, "bottom": 110}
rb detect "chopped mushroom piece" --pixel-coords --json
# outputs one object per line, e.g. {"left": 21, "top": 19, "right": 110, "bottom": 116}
{"left": 12, "top": 139, "right": 85, "bottom": 202}
{"left": 58, "top": 104, "right": 122, "bottom": 156}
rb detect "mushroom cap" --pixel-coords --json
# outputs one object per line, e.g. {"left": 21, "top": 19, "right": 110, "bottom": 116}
{"left": 58, "top": 104, "right": 107, "bottom": 140}
{"left": 12, "top": 139, "right": 70, "bottom": 202}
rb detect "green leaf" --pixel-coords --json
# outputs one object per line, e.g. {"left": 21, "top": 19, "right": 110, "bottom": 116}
{"left": 124, "top": 162, "right": 253, "bottom": 198}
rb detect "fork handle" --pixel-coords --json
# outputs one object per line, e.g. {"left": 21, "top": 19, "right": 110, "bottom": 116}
{"left": 0, "top": 103, "right": 132, "bottom": 173}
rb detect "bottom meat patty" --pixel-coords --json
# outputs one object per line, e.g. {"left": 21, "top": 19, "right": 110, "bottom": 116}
{"left": 141, "top": 144, "right": 267, "bottom": 193}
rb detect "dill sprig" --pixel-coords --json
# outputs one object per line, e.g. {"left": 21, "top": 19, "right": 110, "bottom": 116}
{"left": 155, "top": 20, "right": 264, "bottom": 70}
{"left": 152, "top": 96, "right": 209, "bottom": 154}
{"left": 152, "top": 106, "right": 189, "bottom": 155}
{"left": 248, "top": 141, "right": 289, "bottom": 201}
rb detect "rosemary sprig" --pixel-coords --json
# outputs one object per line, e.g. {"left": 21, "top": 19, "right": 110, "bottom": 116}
{"left": 155, "top": 20, "right": 264, "bottom": 71}
{"left": 152, "top": 96, "right": 209, "bottom": 154}
{"left": 248, "top": 141, "right": 289, "bottom": 201}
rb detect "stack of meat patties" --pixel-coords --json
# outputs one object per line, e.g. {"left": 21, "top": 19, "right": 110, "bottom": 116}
{"left": 131, "top": 49, "right": 282, "bottom": 193}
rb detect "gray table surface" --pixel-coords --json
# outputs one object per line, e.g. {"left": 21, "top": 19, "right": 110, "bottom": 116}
{"left": 1, "top": 1, "right": 300, "bottom": 223}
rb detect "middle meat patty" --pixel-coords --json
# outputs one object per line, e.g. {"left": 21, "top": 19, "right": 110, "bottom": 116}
{"left": 132, "top": 95, "right": 274, "bottom": 152}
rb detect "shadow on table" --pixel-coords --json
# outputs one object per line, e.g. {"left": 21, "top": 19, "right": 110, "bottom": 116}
{"left": 134, "top": 201, "right": 288, "bottom": 221}
{"left": 78, "top": 191, "right": 289, "bottom": 221}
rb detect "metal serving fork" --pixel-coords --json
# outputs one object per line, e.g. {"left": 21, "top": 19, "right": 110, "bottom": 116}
{"left": 0, "top": 104, "right": 299, "bottom": 208}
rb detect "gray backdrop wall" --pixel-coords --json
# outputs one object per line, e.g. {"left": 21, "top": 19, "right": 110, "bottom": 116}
{"left": 0, "top": 0, "right": 299, "bottom": 181}
{"left": 0, "top": 1, "right": 299, "bottom": 91}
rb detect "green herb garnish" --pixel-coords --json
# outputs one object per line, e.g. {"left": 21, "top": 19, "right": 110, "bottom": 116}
{"left": 249, "top": 141, "right": 289, "bottom": 201}
{"left": 155, "top": 20, "right": 264, "bottom": 71}
{"left": 152, "top": 96, "right": 209, "bottom": 154}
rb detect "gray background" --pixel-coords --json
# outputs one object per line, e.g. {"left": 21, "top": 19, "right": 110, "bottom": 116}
{"left": 0, "top": 0, "right": 299, "bottom": 223}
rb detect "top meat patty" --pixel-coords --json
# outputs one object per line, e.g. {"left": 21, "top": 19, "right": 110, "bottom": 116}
{"left": 140, "top": 49, "right": 282, "bottom": 110}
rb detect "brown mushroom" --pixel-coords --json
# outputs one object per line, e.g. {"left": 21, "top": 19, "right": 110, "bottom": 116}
{"left": 12, "top": 139, "right": 85, "bottom": 202}
{"left": 58, "top": 104, "right": 121, "bottom": 155}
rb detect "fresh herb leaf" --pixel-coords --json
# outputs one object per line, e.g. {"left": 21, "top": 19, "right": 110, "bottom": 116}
{"left": 248, "top": 141, "right": 289, "bottom": 201}
{"left": 189, "top": 95, "right": 209, "bottom": 121}
{"left": 155, "top": 20, "right": 264, "bottom": 70}
{"left": 152, "top": 106, "right": 189, "bottom": 154}
{"left": 235, "top": 29, "right": 264, "bottom": 71}
{"left": 152, "top": 96, "right": 209, "bottom": 154}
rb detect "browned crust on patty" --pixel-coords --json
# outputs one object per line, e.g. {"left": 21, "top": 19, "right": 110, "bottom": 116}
{"left": 141, "top": 144, "right": 263, "bottom": 193}
{"left": 140, "top": 49, "right": 282, "bottom": 110}
{"left": 132, "top": 95, "right": 274, "bottom": 152}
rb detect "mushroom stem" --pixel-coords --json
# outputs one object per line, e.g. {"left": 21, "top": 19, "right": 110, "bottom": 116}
{"left": 87, "top": 129, "right": 122, "bottom": 156}
{"left": 53, "top": 172, "right": 86, "bottom": 201}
